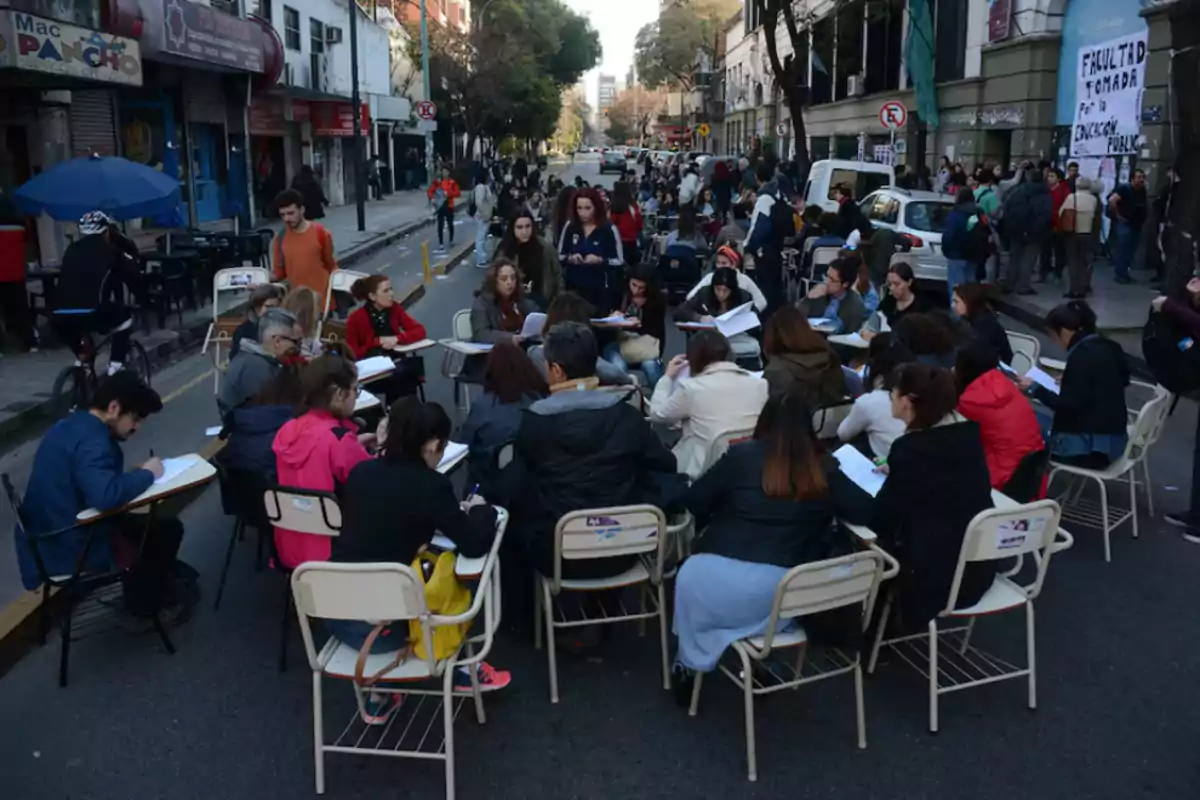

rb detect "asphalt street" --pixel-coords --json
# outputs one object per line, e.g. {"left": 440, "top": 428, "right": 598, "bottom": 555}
{"left": 0, "top": 155, "right": 1197, "bottom": 799}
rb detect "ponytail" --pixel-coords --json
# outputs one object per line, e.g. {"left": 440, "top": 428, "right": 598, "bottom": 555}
{"left": 1045, "top": 299, "right": 1097, "bottom": 335}
{"left": 351, "top": 274, "right": 388, "bottom": 303}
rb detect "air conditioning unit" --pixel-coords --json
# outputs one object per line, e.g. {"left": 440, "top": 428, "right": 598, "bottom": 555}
{"left": 847, "top": 74, "right": 864, "bottom": 97}
{"left": 325, "top": 26, "right": 343, "bottom": 44}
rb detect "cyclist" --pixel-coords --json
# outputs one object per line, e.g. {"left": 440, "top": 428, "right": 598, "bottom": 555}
{"left": 54, "top": 211, "right": 143, "bottom": 376}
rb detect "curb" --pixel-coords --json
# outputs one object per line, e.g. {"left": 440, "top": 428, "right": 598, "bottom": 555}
{"left": 0, "top": 214, "right": 441, "bottom": 445}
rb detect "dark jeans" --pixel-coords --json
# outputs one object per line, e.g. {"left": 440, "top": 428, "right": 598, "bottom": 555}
{"left": 325, "top": 618, "right": 405, "bottom": 652}
{"left": 1113, "top": 221, "right": 1139, "bottom": 280}
{"left": 54, "top": 307, "right": 132, "bottom": 364}
{"left": 115, "top": 516, "right": 185, "bottom": 616}
{"left": 0, "top": 280, "right": 36, "bottom": 350}
{"left": 437, "top": 205, "right": 455, "bottom": 245}
{"left": 754, "top": 251, "right": 784, "bottom": 319}
{"left": 1039, "top": 231, "right": 1065, "bottom": 279}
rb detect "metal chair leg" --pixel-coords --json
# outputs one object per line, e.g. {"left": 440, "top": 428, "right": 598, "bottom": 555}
{"left": 39, "top": 583, "right": 51, "bottom": 646}
{"left": 58, "top": 593, "right": 73, "bottom": 688}
{"left": 928, "top": 620, "right": 939, "bottom": 734}
{"left": 214, "top": 517, "right": 242, "bottom": 611}
{"left": 151, "top": 612, "right": 176, "bottom": 655}
{"left": 543, "top": 582, "right": 559, "bottom": 703}
{"left": 279, "top": 576, "right": 292, "bottom": 673}
{"left": 1026, "top": 602, "right": 1038, "bottom": 710}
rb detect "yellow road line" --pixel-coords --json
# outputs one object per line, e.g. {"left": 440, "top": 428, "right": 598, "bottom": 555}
{"left": 161, "top": 368, "right": 214, "bottom": 404}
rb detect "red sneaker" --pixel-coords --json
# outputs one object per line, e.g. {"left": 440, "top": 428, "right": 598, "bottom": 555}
{"left": 454, "top": 661, "right": 512, "bottom": 693}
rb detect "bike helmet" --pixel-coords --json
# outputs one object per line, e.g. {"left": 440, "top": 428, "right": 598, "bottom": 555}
{"left": 78, "top": 210, "right": 113, "bottom": 236}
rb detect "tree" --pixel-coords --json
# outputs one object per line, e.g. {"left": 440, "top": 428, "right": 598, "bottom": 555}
{"left": 552, "top": 88, "right": 589, "bottom": 152}
{"left": 634, "top": 0, "right": 738, "bottom": 91}
{"left": 607, "top": 86, "right": 668, "bottom": 145}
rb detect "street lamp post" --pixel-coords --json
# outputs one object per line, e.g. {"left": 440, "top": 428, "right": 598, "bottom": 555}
{"left": 420, "top": 0, "right": 433, "bottom": 183}
{"left": 349, "top": 0, "right": 366, "bottom": 231}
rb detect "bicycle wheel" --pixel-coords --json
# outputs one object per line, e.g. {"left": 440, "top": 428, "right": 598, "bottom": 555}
{"left": 127, "top": 340, "right": 152, "bottom": 389}
{"left": 50, "top": 366, "right": 91, "bottom": 419}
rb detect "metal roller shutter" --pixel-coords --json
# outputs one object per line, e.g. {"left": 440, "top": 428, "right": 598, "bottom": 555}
{"left": 69, "top": 91, "right": 117, "bottom": 157}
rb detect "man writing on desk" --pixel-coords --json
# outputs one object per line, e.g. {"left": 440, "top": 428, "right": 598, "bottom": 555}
{"left": 16, "top": 373, "right": 190, "bottom": 624}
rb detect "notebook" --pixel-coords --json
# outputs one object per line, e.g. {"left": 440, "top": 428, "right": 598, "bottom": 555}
{"left": 519, "top": 312, "right": 547, "bottom": 339}
{"left": 355, "top": 355, "right": 395, "bottom": 381}
{"left": 832, "top": 445, "right": 886, "bottom": 498}
{"left": 437, "top": 441, "right": 469, "bottom": 471}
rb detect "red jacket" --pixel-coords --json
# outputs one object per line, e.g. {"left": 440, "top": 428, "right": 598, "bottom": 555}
{"left": 1050, "top": 181, "right": 1070, "bottom": 230}
{"left": 957, "top": 369, "right": 1045, "bottom": 490}
{"left": 611, "top": 205, "right": 643, "bottom": 245}
{"left": 345, "top": 303, "right": 428, "bottom": 359}
{"left": 427, "top": 179, "right": 462, "bottom": 210}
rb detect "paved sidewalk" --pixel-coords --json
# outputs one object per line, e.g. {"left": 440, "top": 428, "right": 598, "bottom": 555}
{"left": 0, "top": 192, "right": 438, "bottom": 439}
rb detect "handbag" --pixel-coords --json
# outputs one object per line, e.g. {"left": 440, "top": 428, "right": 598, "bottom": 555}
{"left": 618, "top": 332, "right": 660, "bottom": 364}
{"left": 350, "top": 548, "right": 473, "bottom": 687}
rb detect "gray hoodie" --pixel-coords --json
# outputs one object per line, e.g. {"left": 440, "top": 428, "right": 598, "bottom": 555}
{"left": 218, "top": 339, "right": 283, "bottom": 416}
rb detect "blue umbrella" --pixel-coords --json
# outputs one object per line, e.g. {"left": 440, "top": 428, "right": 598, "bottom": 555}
{"left": 14, "top": 154, "right": 182, "bottom": 222}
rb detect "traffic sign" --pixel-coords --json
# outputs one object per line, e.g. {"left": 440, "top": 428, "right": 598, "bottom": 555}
{"left": 879, "top": 100, "right": 907, "bottom": 130}
{"left": 416, "top": 100, "right": 437, "bottom": 121}
{"left": 697, "top": 122, "right": 711, "bottom": 138}
{"left": 775, "top": 120, "right": 790, "bottom": 137}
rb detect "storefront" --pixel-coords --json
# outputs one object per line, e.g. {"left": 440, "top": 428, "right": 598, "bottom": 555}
{"left": 249, "top": 95, "right": 289, "bottom": 218}
{"left": 308, "top": 101, "right": 369, "bottom": 208}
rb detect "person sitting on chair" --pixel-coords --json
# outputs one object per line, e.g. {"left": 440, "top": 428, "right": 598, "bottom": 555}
{"left": 675, "top": 267, "right": 761, "bottom": 363}
{"left": 15, "top": 372, "right": 192, "bottom": 625}
{"left": 345, "top": 275, "right": 428, "bottom": 402}
{"left": 800, "top": 257, "right": 868, "bottom": 336}
{"left": 685, "top": 246, "right": 767, "bottom": 312}
{"left": 231, "top": 284, "right": 284, "bottom": 359}
{"left": 218, "top": 308, "right": 300, "bottom": 416}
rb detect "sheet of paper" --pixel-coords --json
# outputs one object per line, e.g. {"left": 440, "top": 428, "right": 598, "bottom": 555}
{"left": 154, "top": 455, "right": 201, "bottom": 486}
{"left": 355, "top": 355, "right": 395, "bottom": 379}
{"left": 1024, "top": 366, "right": 1061, "bottom": 395}
{"left": 716, "top": 305, "right": 761, "bottom": 338}
{"left": 676, "top": 321, "right": 716, "bottom": 330}
{"left": 832, "top": 445, "right": 886, "bottom": 498}
{"left": 808, "top": 317, "right": 836, "bottom": 330}
{"left": 716, "top": 300, "right": 754, "bottom": 323}
{"left": 354, "top": 390, "right": 381, "bottom": 412}
{"left": 431, "top": 533, "right": 457, "bottom": 551}
{"left": 828, "top": 332, "right": 869, "bottom": 349}
{"left": 590, "top": 314, "right": 627, "bottom": 324}
{"left": 204, "top": 426, "right": 222, "bottom": 437}
{"left": 458, "top": 342, "right": 495, "bottom": 354}
{"left": 391, "top": 338, "right": 435, "bottom": 353}
{"left": 520, "top": 312, "right": 546, "bottom": 339}
{"left": 437, "top": 441, "right": 469, "bottom": 471}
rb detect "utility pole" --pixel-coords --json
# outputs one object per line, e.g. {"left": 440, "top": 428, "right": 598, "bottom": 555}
{"left": 633, "top": 63, "right": 641, "bottom": 147}
{"left": 420, "top": 0, "right": 433, "bottom": 182}
{"left": 349, "top": 0, "right": 366, "bottom": 231}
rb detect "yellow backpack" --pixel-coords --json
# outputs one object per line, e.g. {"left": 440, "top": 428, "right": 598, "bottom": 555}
{"left": 409, "top": 548, "right": 472, "bottom": 661}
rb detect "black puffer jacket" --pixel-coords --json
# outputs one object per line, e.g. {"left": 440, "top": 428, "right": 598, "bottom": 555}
{"left": 1031, "top": 332, "right": 1129, "bottom": 435}
{"left": 512, "top": 387, "right": 677, "bottom": 572}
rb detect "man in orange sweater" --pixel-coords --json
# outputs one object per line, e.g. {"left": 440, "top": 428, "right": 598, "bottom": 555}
{"left": 272, "top": 188, "right": 337, "bottom": 301}
{"left": 427, "top": 165, "right": 461, "bottom": 252}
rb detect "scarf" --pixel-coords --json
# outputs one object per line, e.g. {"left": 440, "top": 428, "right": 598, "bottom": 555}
{"left": 497, "top": 296, "right": 523, "bottom": 333}
{"left": 367, "top": 304, "right": 393, "bottom": 337}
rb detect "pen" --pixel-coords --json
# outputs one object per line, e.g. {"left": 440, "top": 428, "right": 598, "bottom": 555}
{"left": 465, "top": 484, "right": 480, "bottom": 502}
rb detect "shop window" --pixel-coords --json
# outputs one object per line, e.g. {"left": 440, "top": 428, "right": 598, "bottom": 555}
{"left": 864, "top": 0, "right": 902, "bottom": 95}
{"left": 247, "top": 0, "right": 271, "bottom": 22}
{"left": 933, "top": 0, "right": 967, "bottom": 83}
{"left": 310, "top": 18, "right": 325, "bottom": 55}
{"left": 211, "top": 0, "right": 239, "bottom": 15}
{"left": 834, "top": 135, "right": 859, "bottom": 161}
{"left": 11, "top": 0, "right": 100, "bottom": 28}
{"left": 810, "top": 136, "right": 831, "bottom": 160}
{"left": 283, "top": 6, "right": 301, "bottom": 51}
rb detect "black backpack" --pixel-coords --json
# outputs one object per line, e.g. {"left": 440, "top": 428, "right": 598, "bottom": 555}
{"left": 768, "top": 193, "right": 796, "bottom": 250}
{"left": 1142, "top": 309, "right": 1200, "bottom": 396}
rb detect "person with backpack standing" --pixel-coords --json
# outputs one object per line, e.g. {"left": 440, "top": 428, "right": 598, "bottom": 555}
{"left": 1000, "top": 166, "right": 1052, "bottom": 295}
{"left": 973, "top": 169, "right": 1002, "bottom": 282}
{"left": 744, "top": 163, "right": 795, "bottom": 318}
{"left": 1150, "top": 280, "right": 1200, "bottom": 542}
{"left": 272, "top": 189, "right": 338, "bottom": 301}
{"left": 1059, "top": 177, "right": 1100, "bottom": 298}
{"left": 427, "top": 165, "right": 462, "bottom": 252}
{"left": 941, "top": 188, "right": 989, "bottom": 311}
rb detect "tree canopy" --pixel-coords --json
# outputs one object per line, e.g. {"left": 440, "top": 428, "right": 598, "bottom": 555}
{"left": 634, "top": 0, "right": 738, "bottom": 91}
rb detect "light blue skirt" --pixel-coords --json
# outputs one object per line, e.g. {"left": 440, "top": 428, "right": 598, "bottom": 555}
{"left": 673, "top": 553, "right": 793, "bottom": 672}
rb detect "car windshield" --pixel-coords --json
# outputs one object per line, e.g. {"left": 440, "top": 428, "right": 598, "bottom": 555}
{"left": 904, "top": 201, "right": 953, "bottom": 233}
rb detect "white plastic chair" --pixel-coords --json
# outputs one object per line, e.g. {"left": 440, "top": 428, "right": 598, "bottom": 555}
{"left": 702, "top": 426, "right": 755, "bottom": 475}
{"left": 1125, "top": 381, "right": 1173, "bottom": 518}
{"left": 810, "top": 246, "right": 840, "bottom": 278}
{"left": 291, "top": 508, "right": 506, "bottom": 800}
{"left": 202, "top": 266, "right": 272, "bottom": 393}
{"left": 1046, "top": 388, "right": 1171, "bottom": 561}
{"left": 868, "top": 499, "right": 1068, "bottom": 733}
{"left": 315, "top": 269, "right": 369, "bottom": 342}
{"left": 812, "top": 400, "right": 854, "bottom": 441}
{"left": 533, "top": 505, "right": 669, "bottom": 703}
{"left": 440, "top": 309, "right": 476, "bottom": 416}
{"left": 1006, "top": 332, "right": 1040, "bottom": 376}
{"left": 688, "top": 549, "right": 893, "bottom": 781}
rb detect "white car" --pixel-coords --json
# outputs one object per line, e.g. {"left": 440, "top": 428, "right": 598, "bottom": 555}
{"left": 858, "top": 188, "right": 955, "bottom": 283}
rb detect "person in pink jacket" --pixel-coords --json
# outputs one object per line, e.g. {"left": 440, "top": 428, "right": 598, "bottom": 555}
{"left": 273, "top": 355, "right": 374, "bottom": 568}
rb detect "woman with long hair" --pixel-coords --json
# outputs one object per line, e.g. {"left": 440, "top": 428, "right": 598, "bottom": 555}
{"left": 671, "top": 390, "right": 866, "bottom": 699}
{"left": 676, "top": 266, "right": 761, "bottom": 362}
{"left": 458, "top": 341, "right": 549, "bottom": 497}
{"left": 761, "top": 305, "right": 847, "bottom": 407}
{"left": 557, "top": 186, "right": 625, "bottom": 311}
{"left": 550, "top": 186, "right": 576, "bottom": 248}
{"left": 836, "top": 332, "right": 913, "bottom": 458}
{"left": 272, "top": 355, "right": 374, "bottom": 569}
{"left": 344, "top": 274, "right": 428, "bottom": 401}
{"left": 282, "top": 285, "right": 322, "bottom": 359}
{"left": 952, "top": 281, "right": 1012, "bottom": 364}
{"left": 864, "top": 261, "right": 933, "bottom": 338}
{"left": 494, "top": 208, "right": 562, "bottom": 307}
{"left": 609, "top": 181, "right": 643, "bottom": 266}
{"left": 470, "top": 258, "right": 540, "bottom": 344}
{"left": 867, "top": 363, "right": 995, "bottom": 627}
{"left": 602, "top": 263, "right": 668, "bottom": 385}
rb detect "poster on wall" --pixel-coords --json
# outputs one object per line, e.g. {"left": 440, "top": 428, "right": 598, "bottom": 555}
{"left": 1070, "top": 29, "right": 1148, "bottom": 158}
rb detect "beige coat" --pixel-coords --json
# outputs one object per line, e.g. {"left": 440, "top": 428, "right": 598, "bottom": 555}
{"left": 1060, "top": 188, "right": 1099, "bottom": 234}
{"left": 648, "top": 361, "right": 769, "bottom": 480}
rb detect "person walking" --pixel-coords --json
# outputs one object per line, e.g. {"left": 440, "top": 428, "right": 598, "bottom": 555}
{"left": 427, "top": 165, "right": 462, "bottom": 252}
{"left": 941, "top": 187, "right": 987, "bottom": 309}
{"left": 271, "top": 189, "right": 338, "bottom": 301}
{"left": 1059, "top": 177, "right": 1100, "bottom": 298}
{"left": 471, "top": 166, "right": 497, "bottom": 268}
{"left": 1107, "top": 168, "right": 1148, "bottom": 285}
{"left": 1000, "top": 166, "right": 1052, "bottom": 295}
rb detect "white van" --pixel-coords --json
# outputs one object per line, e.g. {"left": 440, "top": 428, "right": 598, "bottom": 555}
{"left": 803, "top": 159, "right": 895, "bottom": 213}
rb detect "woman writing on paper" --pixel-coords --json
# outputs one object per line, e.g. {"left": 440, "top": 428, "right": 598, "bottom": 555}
{"left": 674, "top": 267, "right": 761, "bottom": 363}
{"left": 837, "top": 333, "right": 914, "bottom": 458}
{"left": 1018, "top": 301, "right": 1129, "bottom": 469}
{"left": 865, "top": 363, "right": 995, "bottom": 627}
{"left": 862, "top": 262, "right": 933, "bottom": 339}
{"left": 470, "top": 259, "right": 540, "bottom": 344}
{"left": 337, "top": 397, "right": 511, "bottom": 722}
{"left": 685, "top": 246, "right": 767, "bottom": 313}
{"left": 648, "top": 330, "right": 769, "bottom": 480}
{"left": 602, "top": 264, "right": 668, "bottom": 386}
{"left": 345, "top": 275, "right": 428, "bottom": 402}
{"left": 671, "top": 392, "right": 865, "bottom": 701}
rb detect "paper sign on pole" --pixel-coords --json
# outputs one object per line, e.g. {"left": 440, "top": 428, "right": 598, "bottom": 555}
{"left": 1070, "top": 30, "right": 1148, "bottom": 157}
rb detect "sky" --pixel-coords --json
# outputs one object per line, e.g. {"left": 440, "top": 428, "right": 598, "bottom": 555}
{"left": 565, "top": 0, "right": 661, "bottom": 108}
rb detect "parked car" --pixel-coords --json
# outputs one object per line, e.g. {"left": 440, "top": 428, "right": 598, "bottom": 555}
{"left": 803, "top": 159, "right": 895, "bottom": 214}
{"left": 599, "top": 150, "right": 628, "bottom": 174}
{"left": 858, "top": 188, "right": 955, "bottom": 283}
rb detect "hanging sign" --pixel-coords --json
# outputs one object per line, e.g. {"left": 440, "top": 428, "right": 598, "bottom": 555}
{"left": 1070, "top": 29, "right": 1148, "bottom": 157}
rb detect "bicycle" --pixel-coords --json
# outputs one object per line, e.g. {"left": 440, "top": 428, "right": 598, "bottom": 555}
{"left": 50, "top": 320, "right": 151, "bottom": 419}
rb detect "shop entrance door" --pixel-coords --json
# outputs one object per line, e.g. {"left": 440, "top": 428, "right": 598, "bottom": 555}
{"left": 190, "top": 124, "right": 223, "bottom": 222}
